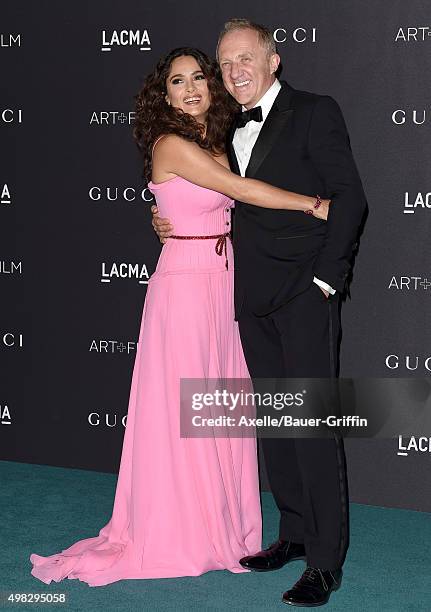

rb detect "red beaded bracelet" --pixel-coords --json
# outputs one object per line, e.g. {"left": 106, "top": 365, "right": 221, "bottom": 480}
{"left": 304, "top": 195, "right": 322, "bottom": 215}
{"left": 314, "top": 194, "right": 322, "bottom": 209}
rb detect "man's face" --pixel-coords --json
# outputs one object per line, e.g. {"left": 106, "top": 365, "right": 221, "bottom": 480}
{"left": 218, "top": 29, "right": 280, "bottom": 109}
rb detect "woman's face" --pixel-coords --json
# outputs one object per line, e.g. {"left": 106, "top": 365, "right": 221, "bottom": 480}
{"left": 165, "top": 55, "right": 211, "bottom": 124}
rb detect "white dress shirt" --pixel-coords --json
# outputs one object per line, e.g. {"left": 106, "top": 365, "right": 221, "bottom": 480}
{"left": 232, "top": 78, "right": 335, "bottom": 295}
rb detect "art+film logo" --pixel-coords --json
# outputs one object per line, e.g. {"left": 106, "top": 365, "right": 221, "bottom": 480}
{"left": 0, "top": 33, "right": 21, "bottom": 48}
{"left": 395, "top": 27, "right": 431, "bottom": 42}
{"left": 89, "top": 111, "right": 135, "bottom": 126}
{"left": 1, "top": 260, "right": 22, "bottom": 275}
{"left": 388, "top": 276, "right": 431, "bottom": 291}
{"left": 89, "top": 339, "right": 138, "bottom": 355}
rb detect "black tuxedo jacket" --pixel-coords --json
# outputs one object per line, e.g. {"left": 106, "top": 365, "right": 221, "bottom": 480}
{"left": 227, "top": 80, "right": 367, "bottom": 320}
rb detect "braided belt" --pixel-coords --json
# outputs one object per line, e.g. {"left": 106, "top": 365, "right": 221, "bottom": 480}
{"left": 170, "top": 232, "right": 232, "bottom": 270}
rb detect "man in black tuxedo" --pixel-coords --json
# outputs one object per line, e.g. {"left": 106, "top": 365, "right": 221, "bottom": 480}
{"left": 153, "top": 18, "right": 366, "bottom": 608}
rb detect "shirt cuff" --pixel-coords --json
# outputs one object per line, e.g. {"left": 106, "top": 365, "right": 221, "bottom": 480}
{"left": 313, "top": 276, "right": 336, "bottom": 295}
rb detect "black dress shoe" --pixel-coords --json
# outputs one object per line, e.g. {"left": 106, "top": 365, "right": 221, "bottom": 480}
{"left": 239, "top": 540, "right": 306, "bottom": 572}
{"left": 282, "top": 566, "right": 342, "bottom": 607}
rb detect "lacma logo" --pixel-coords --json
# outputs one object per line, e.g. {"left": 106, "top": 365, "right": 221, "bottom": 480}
{"left": 398, "top": 435, "right": 431, "bottom": 456}
{"left": 1, "top": 404, "right": 11, "bottom": 425}
{"left": 101, "top": 30, "right": 151, "bottom": 52}
{"left": 1, "top": 184, "right": 11, "bottom": 205}
{"left": 101, "top": 262, "right": 150, "bottom": 284}
{"left": 403, "top": 191, "right": 431, "bottom": 214}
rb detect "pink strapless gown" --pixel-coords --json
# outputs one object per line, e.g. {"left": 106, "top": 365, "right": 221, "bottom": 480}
{"left": 29, "top": 176, "right": 262, "bottom": 586}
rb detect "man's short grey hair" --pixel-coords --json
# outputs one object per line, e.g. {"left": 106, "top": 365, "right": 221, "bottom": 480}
{"left": 216, "top": 18, "right": 277, "bottom": 60}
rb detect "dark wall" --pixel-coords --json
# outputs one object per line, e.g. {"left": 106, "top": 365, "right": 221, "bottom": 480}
{"left": 1, "top": 1, "right": 430, "bottom": 511}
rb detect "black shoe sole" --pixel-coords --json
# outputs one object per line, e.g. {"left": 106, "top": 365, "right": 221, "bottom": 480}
{"left": 281, "top": 580, "right": 342, "bottom": 607}
{"left": 240, "top": 555, "right": 306, "bottom": 572}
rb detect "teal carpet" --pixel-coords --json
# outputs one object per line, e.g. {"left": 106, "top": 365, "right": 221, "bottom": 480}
{"left": 2, "top": 460, "right": 430, "bottom": 611}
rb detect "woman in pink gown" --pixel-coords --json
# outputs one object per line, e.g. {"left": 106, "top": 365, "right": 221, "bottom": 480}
{"left": 29, "top": 48, "right": 329, "bottom": 587}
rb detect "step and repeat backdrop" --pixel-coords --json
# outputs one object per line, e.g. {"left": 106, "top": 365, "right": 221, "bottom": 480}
{"left": 1, "top": 1, "right": 430, "bottom": 511}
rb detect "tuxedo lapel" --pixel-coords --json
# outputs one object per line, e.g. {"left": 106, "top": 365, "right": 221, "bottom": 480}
{"left": 227, "top": 122, "right": 240, "bottom": 175}
{"left": 245, "top": 81, "right": 294, "bottom": 178}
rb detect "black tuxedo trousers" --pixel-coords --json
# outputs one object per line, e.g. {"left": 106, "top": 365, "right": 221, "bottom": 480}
{"left": 237, "top": 282, "right": 349, "bottom": 571}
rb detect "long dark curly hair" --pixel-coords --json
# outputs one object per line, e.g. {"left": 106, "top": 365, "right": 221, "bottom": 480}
{"left": 133, "top": 47, "right": 239, "bottom": 182}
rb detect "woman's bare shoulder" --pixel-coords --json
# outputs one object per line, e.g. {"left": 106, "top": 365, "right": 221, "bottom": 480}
{"left": 153, "top": 134, "right": 199, "bottom": 156}
{"left": 151, "top": 135, "right": 206, "bottom": 183}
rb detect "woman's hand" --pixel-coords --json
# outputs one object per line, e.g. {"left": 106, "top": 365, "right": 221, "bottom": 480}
{"left": 313, "top": 198, "right": 331, "bottom": 221}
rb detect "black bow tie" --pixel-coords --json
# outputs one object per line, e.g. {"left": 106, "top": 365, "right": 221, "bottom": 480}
{"left": 235, "top": 106, "right": 263, "bottom": 129}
